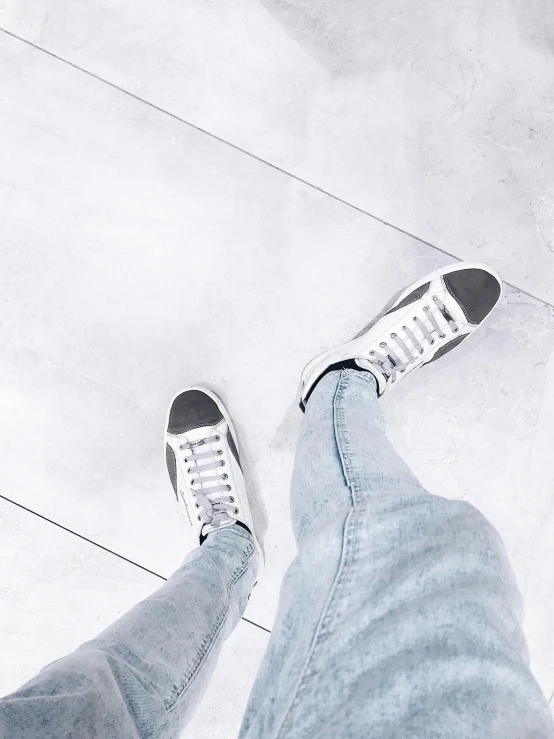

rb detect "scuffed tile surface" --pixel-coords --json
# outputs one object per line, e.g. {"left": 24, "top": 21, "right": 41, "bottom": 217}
{"left": 0, "top": 496, "right": 269, "bottom": 735}
{"left": 1, "top": 1, "right": 554, "bottom": 299}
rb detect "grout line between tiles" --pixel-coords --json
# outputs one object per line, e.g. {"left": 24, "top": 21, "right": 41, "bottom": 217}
{"left": 1, "top": 26, "right": 553, "bottom": 312}
{"left": 0, "top": 493, "right": 272, "bottom": 635}
{"left": 0, "top": 493, "right": 165, "bottom": 578}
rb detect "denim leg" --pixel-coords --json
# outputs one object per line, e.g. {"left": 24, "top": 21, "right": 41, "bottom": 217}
{"left": 0, "top": 525, "right": 256, "bottom": 739}
{"left": 239, "top": 369, "right": 554, "bottom": 739}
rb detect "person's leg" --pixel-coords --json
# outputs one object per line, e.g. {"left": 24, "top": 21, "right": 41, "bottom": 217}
{"left": 239, "top": 368, "right": 554, "bottom": 738}
{"left": 241, "top": 262, "right": 553, "bottom": 738}
{"left": 0, "top": 526, "right": 257, "bottom": 739}
{"left": 0, "top": 387, "right": 261, "bottom": 739}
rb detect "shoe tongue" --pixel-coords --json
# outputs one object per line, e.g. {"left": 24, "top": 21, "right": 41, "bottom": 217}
{"left": 201, "top": 518, "right": 236, "bottom": 539}
{"left": 185, "top": 424, "right": 217, "bottom": 443}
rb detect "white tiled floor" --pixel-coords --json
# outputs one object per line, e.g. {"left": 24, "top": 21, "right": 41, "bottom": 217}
{"left": 1, "top": 0, "right": 554, "bottom": 301}
{"left": 0, "top": 1, "right": 553, "bottom": 733}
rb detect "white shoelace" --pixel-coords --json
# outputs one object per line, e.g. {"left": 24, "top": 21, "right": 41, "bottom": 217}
{"left": 180, "top": 435, "right": 238, "bottom": 530}
{"left": 368, "top": 296, "right": 459, "bottom": 383}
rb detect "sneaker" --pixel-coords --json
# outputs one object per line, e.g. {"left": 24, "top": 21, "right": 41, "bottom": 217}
{"left": 300, "top": 262, "right": 502, "bottom": 410}
{"left": 165, "top": 386, "right": 264, "bottom": 583}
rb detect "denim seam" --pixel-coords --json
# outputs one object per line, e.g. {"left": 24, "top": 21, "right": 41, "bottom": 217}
{"left": 333, "top": 370, "right": 360, "bottom": 502}
{"left": 163, "top": 541, "right": 255, "bottom": 712}
{"left": 273, "top": 370, "right": 357, "bottom": 738}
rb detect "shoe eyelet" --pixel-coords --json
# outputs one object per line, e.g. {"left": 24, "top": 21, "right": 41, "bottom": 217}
{"left": 217, "top": 450, "right": 223, "bottom": 456}
{"left": 369, "top": 350, "right": 376, "bottom": 356}
{"left": 419, "top": 348, "right": 424, "bottom": 355}
{"left": 186, "top": 468, "right": 191, "bottom": 474}
{"left": 222, "top": 473, "right": 228, "bottom": 480}
{"left": 439, "top": 333, "right": 446, "bottom": 339}
{"left": 234, "top": 508, "right": 239, "bottom": 515}
{"left": 423, "top": 306, "right": 430, "bottom": 312}
{"left": 413, "top": 316, "right": 417, "bottom": 322}
{"left": 227, "top": 485, "right": 232, "bottom": 492}
{"left": 402, "top": 325, "right": 407, "bottom": 331}
{"left": 220, "top": 460, "right": 225, "bottom": 467}
{"left": 190, "top": 479, "right": 195, "bottom": 486}
{"left": 379, "top": 342, "right": 386, "bottom": 348}
{"left": 390, "top": 332, "right": 397, "bottom": 338}
{"left": 215, "top": 435, "right": 220, "bottom": 441}
{"left": 197, "top": 515, "right": 201, "bottom": 521}
{"left": 400, "top": 369, "right": 406, "bottom": 373}
{"left": 229, "top": 496, "right": 234, "bottom": 502}
{"left": 433, "top": 296, "right": 439, "bottom": 302}
{"left": 195, "top": 503, "right": 199, "bottom": 508}
{"left": 453, "top": 327, "right": 459, "bottom": 333}
{"left": 430, "top": 339, "right": 435, "bottom": 345}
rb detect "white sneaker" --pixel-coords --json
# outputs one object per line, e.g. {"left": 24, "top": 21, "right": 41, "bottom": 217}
{"left": 165, "top": 386, "right": 264, "bottom": 584}
{"left": 300, "top": 262, "right": 503, "bottom": 410}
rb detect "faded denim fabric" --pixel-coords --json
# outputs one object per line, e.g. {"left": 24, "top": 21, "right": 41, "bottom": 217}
{"left": 1, "top": 369, "right": 552, "bottom": 738}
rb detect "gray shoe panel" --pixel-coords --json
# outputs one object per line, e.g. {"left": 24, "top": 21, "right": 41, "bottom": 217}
{"left": 165, "top": 443, "right": 179, "bottom": 501}
{"left": 386, "top": 282, "right": 430, "bottom": 315}
{"left": 167, "top": 390, "right": 223, "bottom": 434}
{"left": 443, "top": 269, "right": 501, "bottom": 324}
{"left": 423, "top": 333, "right": 467, "bottom": 365}
{"left": 226, "top": 428, "right": 242, "bottom": 470}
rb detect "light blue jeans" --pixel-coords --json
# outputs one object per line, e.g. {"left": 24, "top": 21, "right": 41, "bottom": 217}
{"left": 1, "top": 369, "right": 552, "bottom": 738}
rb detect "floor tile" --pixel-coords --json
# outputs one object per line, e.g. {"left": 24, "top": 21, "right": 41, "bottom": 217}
{"left": 0, "top": 31, "right": 553, "bottom": 699}
{"left": 1, "top": 1, "right": 553, "bottom": 300}
{"left": 0, "top": 496, "right": 157, "bottom": 698}
{"left": 0, "top": 496, "right": 269, "bottom": 735}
